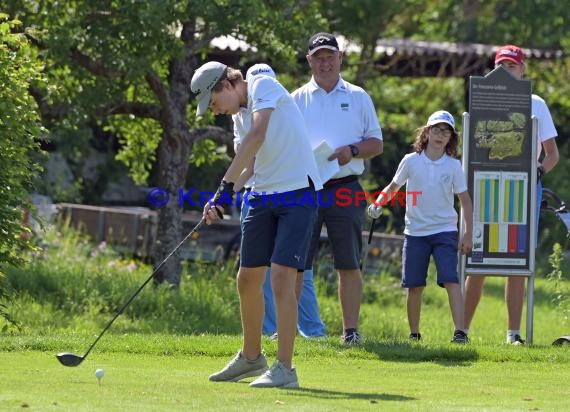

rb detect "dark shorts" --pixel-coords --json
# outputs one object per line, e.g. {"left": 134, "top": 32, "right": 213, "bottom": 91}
{"left": 240, "top": 185, "right": 318, "bottom": 270}
{"left": 305, "top": 179, "right": 366, "bottom": 270}
{"left": 401, "top": 231, "right": 459, "bottom": 288}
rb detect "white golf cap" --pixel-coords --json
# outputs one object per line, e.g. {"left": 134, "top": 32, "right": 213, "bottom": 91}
{"left": 426, "top": 110, "right": 456, "bottom": 131}
{"left": 245, "top": 63, "right": 276, "bottom": 81}
{"left": 191, "top": 61, "right": 227, "bottom": 116}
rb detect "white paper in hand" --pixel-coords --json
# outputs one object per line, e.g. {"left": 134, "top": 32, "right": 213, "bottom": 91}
{"left": 313, "top": 140, "right": 340, "bottom": 183}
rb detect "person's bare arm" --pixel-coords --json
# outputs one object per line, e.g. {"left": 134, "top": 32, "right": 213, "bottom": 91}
{"left": 367, "top": 180, "right": 401, "bottom": 219}
{"left": 328, "top": 138, "right": 383, "bottom": 166}
{"left": 540, "top": 138, "right": 559, "bottom": 173}
{"left": 203, "top": 109, "right": 271, "bottom": 224}
{"left": 234, "top": 157, "right": 255, "bottom": 193}
{"left": 458, "top": 191, "right": 473, "bottom": 254}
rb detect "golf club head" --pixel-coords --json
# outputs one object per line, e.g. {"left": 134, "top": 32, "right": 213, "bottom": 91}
{"left": 56, "top": 352, "right": 84, "bottom": 367}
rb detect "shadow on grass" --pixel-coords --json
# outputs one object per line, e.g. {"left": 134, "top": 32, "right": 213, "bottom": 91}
{"left": 348, "top": 340, "right": 479, "bottom": 366}
{"left": 289, "top": 387, "right": 415, "bottom": 402}
{"left": 470, "top": 277, "right": 555, "bottom": 308}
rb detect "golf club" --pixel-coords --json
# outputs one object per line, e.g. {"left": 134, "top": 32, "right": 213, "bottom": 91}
{"left": 360, "top": 218, "right": 377, "bottom": 272}
{"left": 56, "top": 218, "right": 205, "bottom": 367}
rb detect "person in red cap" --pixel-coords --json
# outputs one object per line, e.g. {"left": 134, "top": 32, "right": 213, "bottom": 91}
{"left": 464, "top": 44, "right": 560, "bottom": 345}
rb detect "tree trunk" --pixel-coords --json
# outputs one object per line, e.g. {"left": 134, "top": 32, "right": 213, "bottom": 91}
{"left": 153, "top": 129, "right": 191, "bottom": 287}
{"left": 462, "top": 0, "right": 479, "bottom": 43}
{"left": 151, "top": 35, "right": 197, "bottom": 287}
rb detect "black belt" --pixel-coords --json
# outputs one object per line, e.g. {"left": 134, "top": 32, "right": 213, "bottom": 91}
{"left": 323, "top": 175, "right": 358, "bottom": 189}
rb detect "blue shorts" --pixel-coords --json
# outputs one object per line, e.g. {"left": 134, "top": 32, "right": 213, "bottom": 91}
{"left": 401, "top": 231, "right": 459, "bottom": 288}
{"left": 241, "top": 186, "right": 318, "bottom": 270}
{"left": 305, "top": 179, "right": 366, "bottom": 270}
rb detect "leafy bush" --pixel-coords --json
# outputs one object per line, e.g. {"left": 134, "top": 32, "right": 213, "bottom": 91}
{"left": 0, "top": 13, "right": 44, "bottom": 325}
{"left": 547, "top": 243, "right": 570, "bottom": 326}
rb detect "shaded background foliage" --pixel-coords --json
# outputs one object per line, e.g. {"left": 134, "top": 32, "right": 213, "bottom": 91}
{"left": 1, "top": 0, "right": 569, "bottom": 287}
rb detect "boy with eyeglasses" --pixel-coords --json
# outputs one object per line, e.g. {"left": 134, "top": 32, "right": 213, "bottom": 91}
{"left": 368, "top": 111, "right": 473, "bottom": 343}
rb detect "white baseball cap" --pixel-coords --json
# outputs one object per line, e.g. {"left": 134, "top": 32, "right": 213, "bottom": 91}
{"left": 426, "top": 110, "right": 456, "bottom": 131}
{"left": 246, "top": 63, "right": 276, "bottom": 81}
{"left": 191, "top": 61, "right": 227, "bottom": 116}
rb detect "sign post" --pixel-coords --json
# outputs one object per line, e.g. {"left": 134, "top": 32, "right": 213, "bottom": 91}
{"left": 460, "top": 66, "right": 539, "bottom": 343}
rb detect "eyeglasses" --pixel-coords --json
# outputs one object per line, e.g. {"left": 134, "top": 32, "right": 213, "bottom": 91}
{"left": 430, "top": 126, "right": 453, "bottom": 137}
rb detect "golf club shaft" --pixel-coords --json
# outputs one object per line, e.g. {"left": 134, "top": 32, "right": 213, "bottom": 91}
{"left": 360, "top": 218, "right": 377, "bottom": 271}
{"left": 80, "top": 219, "right": 205, "bottom": 361}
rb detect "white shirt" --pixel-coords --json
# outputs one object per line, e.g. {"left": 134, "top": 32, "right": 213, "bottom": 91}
{"left": 532, "top": 94, "right": 557, "bottom": 159}
{"left": 243, "top": 76, "right": 322, "bottom": 193}
{"left": 292, "top": 77, "right": 382, "bottom": 179}
{"left": 232, "top": 107, "right": 249, "bottom": 148}
{"left": 393, "top": 152, "right": 467, "bottom": 236}
{"left": 232, "top": 106, "right": 253, "bottom": 188}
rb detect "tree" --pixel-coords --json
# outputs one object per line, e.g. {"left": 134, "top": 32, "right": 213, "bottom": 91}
{"left": 5, "top": 0, "right": 325, "bottom": 287}
{"left": 0, "top": 13, "right": 43, "bottom": 327}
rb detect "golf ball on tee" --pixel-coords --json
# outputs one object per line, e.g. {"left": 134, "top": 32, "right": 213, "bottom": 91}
{"left": 95, "top": 368, "right": 104, "bottom": 379}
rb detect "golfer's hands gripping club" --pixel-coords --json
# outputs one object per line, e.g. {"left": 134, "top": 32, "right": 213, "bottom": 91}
{"left": 203, "top": 180, "right": 235, "bottom": 224}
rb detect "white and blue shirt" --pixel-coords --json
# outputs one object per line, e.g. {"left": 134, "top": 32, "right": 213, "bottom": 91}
{"left": 292, "top": 76, "right": 382, "bottom": 178}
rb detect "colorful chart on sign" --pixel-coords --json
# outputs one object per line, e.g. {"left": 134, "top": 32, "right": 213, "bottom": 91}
{"left": 470, "top": 171, "right": 528, "bottom": 265}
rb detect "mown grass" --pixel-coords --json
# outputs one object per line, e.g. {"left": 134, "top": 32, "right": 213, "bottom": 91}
{"left": 1, "top": 337, "right": 570, "bottom": 411}
{"left": 1, "top": 223, "right": 570, "bottom": 410}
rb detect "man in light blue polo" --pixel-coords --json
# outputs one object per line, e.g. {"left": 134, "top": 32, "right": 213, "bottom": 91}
{"left": 292, "top": 32, "right": 383, "bottom": 344}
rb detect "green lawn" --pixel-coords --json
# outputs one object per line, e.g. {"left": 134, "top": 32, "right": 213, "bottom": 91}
{"left": 2, "top": 226, "right": 570, "bottom": 411}
{"left": 2, "top": 336, "right": 570, "bottom": 411}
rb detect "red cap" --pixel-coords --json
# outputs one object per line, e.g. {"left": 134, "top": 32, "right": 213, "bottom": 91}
{"left": 495, "top": 45, "right": 525, "bottom": 65}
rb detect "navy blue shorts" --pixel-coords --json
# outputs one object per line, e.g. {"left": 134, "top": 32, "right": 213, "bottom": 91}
{"left": 401, "top": 231, "right": 459, "bottom": 288}
{"left": 240, "top": 185, "right": 318, "bottom": 270}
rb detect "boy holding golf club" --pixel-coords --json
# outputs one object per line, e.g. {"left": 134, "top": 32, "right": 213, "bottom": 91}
{"left": 368, "top": 110, "right": 473, "bottom": 343}
{"left": 191, "top": 61, "right": 322, "bottom": 388}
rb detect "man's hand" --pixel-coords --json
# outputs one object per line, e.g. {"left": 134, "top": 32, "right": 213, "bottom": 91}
{"left": 203, "top": 180, "right": 235, "bottom": 225}
{"left": 203, "top": 203, "right": 224, "bottom": 225}
{"left": 367, "top": 203, "right": 383, "bottom": 219}
{"left": 328, "top": 146, "right": 352, "bottom": 166}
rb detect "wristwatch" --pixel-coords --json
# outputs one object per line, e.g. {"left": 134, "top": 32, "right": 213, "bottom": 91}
{"left": 349, "top": 144, "right": 359, "bottom": 158}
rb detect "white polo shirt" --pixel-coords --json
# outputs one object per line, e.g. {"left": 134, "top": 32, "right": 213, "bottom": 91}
{"left": 232, "top": 106, "right": 253, "bottom": 188}
{"left": 532, "top": 94, "right": 557, "bottom": 159}
{"left": 232, "top": 107, "right": 249, "bottom": 147}
{"left": 292, "top": 76, "right": 382, "bottom": 179}
{"left": 243, "top": 76, "right": 322, "bottom": 193}
{"left": 393, "top": 152, "right": 467, "bottom": 237}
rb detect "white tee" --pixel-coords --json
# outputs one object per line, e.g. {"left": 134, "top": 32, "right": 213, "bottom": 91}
{"left": 532, "top": 94, "right": 557, "bottom": 159}
{"left": 242, "top": 76, "right": 322, "bottom": 193}
{"left": 233, "top": 69, "right": 277, "bottom": 189}
{"left": 232, "top": 106, "right": 253, "bottom": 188}
{"left": 393, "top": 152, "right": 467, "bottom": 236}
{"left": 292, "top": 77, "right": 382, "bottom": 179}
